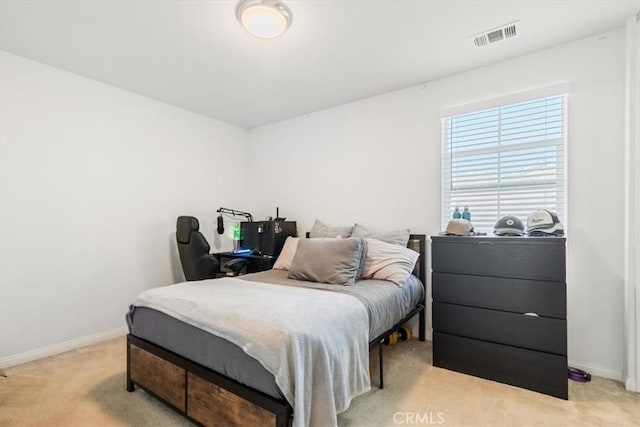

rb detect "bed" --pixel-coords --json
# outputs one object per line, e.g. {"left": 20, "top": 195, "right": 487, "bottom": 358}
{"left": 126, "top": 234, "right": 426, "bottom": 427}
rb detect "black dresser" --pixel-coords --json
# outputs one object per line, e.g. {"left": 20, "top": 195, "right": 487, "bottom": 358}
{"left": 431, "top": 236, "right": 568, "bottom": 399}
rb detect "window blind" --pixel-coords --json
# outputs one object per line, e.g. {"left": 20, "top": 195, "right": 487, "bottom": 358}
{"left": 441, "top": 94, "right": 567, "bottom": 232}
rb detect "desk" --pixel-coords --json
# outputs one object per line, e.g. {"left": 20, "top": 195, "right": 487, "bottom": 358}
{"left": 215, "top": 252, "right": 274, "bottom": 275}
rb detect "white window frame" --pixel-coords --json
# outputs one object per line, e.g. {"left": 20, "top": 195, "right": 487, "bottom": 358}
{"left": 440, "top": 84, "right": 569, "bottom": 233}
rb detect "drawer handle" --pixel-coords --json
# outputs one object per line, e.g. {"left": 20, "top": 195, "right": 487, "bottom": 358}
{"left": 524, "top": 312, "right": 539, "bottom": 317}
{"left": 478, "top": 241, "right": 494, "bottom": 246}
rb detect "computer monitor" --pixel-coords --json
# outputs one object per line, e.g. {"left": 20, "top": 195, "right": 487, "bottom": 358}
{"left": 240, "top": 221, "right": 297, "bottom": 257}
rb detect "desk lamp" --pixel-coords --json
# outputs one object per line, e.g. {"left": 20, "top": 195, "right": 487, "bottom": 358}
{"left": 216, "top": 207, "right": 253, "bottom": 253}
{"left": 233, "top": 222, "right": 243, "bottom": 253}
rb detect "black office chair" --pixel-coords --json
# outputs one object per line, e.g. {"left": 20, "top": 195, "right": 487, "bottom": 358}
{"left": 176, "top": 216, "right": 220, "bottom": 281}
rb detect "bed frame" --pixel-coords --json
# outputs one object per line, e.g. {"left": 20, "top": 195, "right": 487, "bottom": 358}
{"left": 127, "top": 234, "right": 426, "bottom": 427}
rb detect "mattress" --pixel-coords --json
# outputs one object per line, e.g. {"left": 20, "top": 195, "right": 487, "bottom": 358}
{"left": 127, "top": 270, "right": 424, "bottom": 399}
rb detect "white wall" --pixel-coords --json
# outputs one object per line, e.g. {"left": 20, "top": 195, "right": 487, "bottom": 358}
{"left": 635, "top": 13, "right": 640, "bottom": 392}
{"left": 247, "top": 30, "right": 627, "bottom": 378}
{"left": 0, "top": 51, "right": 249, "bottom": 365}
{"left": 623, "top": 15, "right": 640, "bottom": 392}
{"left": 0, "top": 28, "right": 630, "bottom": 379}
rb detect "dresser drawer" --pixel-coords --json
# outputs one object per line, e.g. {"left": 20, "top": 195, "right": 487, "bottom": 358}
{"left": 433, "top": 302, "right": 567, "bottom": 355}
{"left": 433, "top": 272, "right": 566, "bottom": 318}
{"left": 431, "top": 237, "right": 565, "bottom": 282}
{"left": 433, "top": 332, "right": 568, "bottom": 399}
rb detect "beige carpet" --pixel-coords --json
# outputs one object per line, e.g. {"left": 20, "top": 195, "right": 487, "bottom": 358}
{"left": 0, "top": 337, "right": 638, "bottom": 426}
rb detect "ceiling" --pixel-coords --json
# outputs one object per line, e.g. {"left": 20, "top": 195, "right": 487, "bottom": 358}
{"left": 1, "top": 0, "right": 638, "bottom": 128}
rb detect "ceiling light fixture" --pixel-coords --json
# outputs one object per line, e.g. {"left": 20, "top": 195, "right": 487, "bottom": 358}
{"left": 236, "top": 0, "right": 293, "bottom": 39}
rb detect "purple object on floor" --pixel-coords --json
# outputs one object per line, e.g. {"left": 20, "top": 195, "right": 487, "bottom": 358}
{"left": 568, "top": 367, "right": 591, "bottom": 382}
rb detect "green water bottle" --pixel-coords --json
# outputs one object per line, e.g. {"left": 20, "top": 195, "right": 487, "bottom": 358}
{"left": 452, "top": 206, "right": 462, "bottom": 219}
{"left": 462, "top": 205, "right": 471, "bottom": 221}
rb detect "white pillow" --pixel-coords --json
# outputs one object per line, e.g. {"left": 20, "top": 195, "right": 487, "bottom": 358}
{"left": 273, "top": 235, "right": 342, "bottom": 271}
{"left": 273, "top": 237, "right": 299, "bottom": 270}
{"left": 361, "top": 239, "right": 419, "bottom": 286}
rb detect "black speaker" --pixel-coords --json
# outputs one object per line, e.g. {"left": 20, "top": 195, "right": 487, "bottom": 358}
{"left": 240, "top": 221, "right": 297, "bottom": 257}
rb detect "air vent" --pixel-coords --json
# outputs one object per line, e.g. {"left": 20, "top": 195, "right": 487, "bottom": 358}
{"left": 472, "top": 20, "right": 520, "bottom": 48}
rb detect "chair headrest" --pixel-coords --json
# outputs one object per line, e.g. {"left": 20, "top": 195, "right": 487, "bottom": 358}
{"left": 176, "top": 216, "right": 200, "bottom": 244}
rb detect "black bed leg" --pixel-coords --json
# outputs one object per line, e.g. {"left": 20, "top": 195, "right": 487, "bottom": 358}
{"left": 379, "top": 342, "right": 384, "bottom": 389}
{"left": 419, "top": 306, "right": 426, "bottom": 342}
{"left": 126, "top": 335, "right": 134, "bottom": 392}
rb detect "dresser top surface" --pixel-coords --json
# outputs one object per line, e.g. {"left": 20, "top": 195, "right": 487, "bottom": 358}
{"left": 431, "top": 235, "right": 565, "bottom": 243}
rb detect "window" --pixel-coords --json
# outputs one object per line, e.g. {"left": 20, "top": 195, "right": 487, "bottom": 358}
{"left": 441, "top": 91, "right": 567, "bottom": 232}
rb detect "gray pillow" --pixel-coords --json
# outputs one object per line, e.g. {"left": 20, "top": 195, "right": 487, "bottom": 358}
{"left": 309, "top": 219, "right": 354, "bottom": 238}
{"left": 288, "top": 238, "right": 365, "bottom": 286}
{"left": 352, "top": 224, "right": 410, "bottom": 246}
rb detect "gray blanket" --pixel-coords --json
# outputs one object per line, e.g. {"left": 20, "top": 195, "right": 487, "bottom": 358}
{"left": 133, "top": 277, "right": 371, "bottom": 427}
{"left": 243, "top": 269, "right": 424, "bottom": 339}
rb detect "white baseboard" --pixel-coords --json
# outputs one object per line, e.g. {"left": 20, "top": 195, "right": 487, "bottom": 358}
{"left": 624, "top": 377, "right": 639, "bottom": 392}
{"left": 568, "top": 360, "right": 622, "bottom": 381}
{"left": 0, "top": 327, "right": 128, "bottom": 369}
{"left": 409, "top": 323, "right": 433, "bottom": 340}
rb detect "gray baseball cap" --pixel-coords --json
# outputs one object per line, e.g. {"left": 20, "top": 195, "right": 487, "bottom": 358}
{"left": 494, "top": 215, "right": 525, "bottom": 236}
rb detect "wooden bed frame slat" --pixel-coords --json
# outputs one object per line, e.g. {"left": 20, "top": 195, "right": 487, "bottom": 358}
{"left": 130, "top": 344, "right": 186, "bottom": 411}
{"left": 188, "top": 372, "right": 276, "bottom": 427}
{"left": 127, "top": 234, "right": 427, "bottom": 427}
{"left": 128, "top": 335, "right": 291, "bottom": 427}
